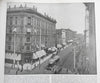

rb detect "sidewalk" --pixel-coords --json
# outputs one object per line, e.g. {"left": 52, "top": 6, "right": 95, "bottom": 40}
{"left": 5, "top": 54, "right": 53, "bottom": 75}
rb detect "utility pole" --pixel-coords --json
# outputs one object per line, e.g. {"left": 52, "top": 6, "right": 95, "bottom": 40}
{"left": 34, "top": 29, "right": 37, "bottom": 51}
{"left": 13, "top": 28, "right": 16, "bottom": 68}
{"left": 73, "top": 46, "right": 76, "bottom": 69}
{"left": 39, "top": 27, "right": 41, "bottom": 69}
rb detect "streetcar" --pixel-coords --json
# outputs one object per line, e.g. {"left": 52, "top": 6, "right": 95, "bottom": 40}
{"left": 46, "top": 56, "right": 60, "bottom": 70}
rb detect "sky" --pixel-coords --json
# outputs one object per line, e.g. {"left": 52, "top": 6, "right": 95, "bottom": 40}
{"left": 8, "top": 3, "right": 86, "bottom": 34}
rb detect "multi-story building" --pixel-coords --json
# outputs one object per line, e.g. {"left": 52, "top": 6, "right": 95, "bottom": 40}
{"left": 66, "top": 29, "right": 76, "bottom": 43}
{"left": 77, "top": 3, "right": 96, "bottom": 74}
{"left": 56, "top": 29, "right": 66, "bottom": 45}
{"left": 84, "top": 3, "right": 96, "bottom": 74}
{"left": 56, "top": 29, "right": 76, "bottom": 45}
{"left": 5, "top": 5, "right": 56, "bottom": 62}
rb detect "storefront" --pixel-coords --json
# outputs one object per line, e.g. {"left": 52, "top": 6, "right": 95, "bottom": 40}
{"left": 21, "top": 52, "right": 33, "bottom": 63}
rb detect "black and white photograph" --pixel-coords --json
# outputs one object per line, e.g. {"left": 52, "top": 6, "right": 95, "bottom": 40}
{"left": 4, "top": 2, "right": 97, "bottom": 75}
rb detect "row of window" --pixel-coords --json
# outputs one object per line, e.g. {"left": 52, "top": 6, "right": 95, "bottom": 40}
{"left": 8, "top": 16, "right": 55, "bottom": 29}
{"left": 7, "top": 37, "right": 54, "bottom": 51}
{"left": 9, "top": 17, "right": 18, "bottom": 25}
{"left": 7, "top": 45, "right": 31, "bottom": 51}
{"left": 7, "top": 36, "right": 31, "bottom": 42}
{"left": 7, "top": 31, "right": 54, "bottom": 42}
{"left": 7, "top": 36, "right": 49, "bottom": 43}
{"left": 7, "top": 27, "right": 54, "bottom": 37}
{"left": 27, "top": 16, "right": 54, "bottom": 27}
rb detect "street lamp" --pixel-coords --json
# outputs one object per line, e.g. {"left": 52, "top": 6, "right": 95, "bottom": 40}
{"left": 13, "top": 28, "right": 16, "bottom": 68}
{"left": 73, "top": 41, "right": 77, "bottom": 70}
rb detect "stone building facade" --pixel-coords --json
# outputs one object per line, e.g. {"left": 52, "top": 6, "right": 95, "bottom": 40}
{"left": 77, "top": 3, "right": 96, "bottom": 74}
{"left": 56, "top": 29, "right": 76, "bottom": 45}
{"left": 5, "top": 5, "right": 56, "bottom": 62}
{"left": 84, "top": 3, "right": 96, "bottom": 74}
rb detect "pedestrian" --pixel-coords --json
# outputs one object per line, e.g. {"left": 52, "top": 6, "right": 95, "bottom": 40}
{"left": 16, "top": 66, "right": 20, "bottom": 75}
{"left": 20, "top": 61, "right": 23, "bottom": 72}
{"left": 68, "top": 69, "right": 72, "bottom": 74}
{"left": 31, "top": 60, "right": 33, "bottom": 70}
{"left": 66, "top": 68, "right": 68, "bottom": 74}
{"left": 16, "top": 61, "right": 20, "bottom": 75}
{"left": 84, "top": 68, "right": 89, "bottom": 74}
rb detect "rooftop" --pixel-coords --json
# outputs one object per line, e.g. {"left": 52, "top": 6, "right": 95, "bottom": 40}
{"left": 7, "top": 4, "right": 57, "bottom": 23}
{"left": 56, "top": 28, "right": 77, "bottom": 33}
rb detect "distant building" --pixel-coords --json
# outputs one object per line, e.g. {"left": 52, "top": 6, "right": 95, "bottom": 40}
{"left": 65, "top": 29, "right": 76, "bottom": 43}
{"left": 6, "top": 4, "right": 56, "bottom": 62}
{"left": 62, "top": 29, "right": 66, "bottom": 45}
{"left": 56, "top": 29, "right": 66, "bottom": 45}
{"left": 56, "top": 29, "right": 76, "bottom": 45}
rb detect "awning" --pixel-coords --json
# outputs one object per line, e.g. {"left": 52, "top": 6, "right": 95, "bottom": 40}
{"left": 57, "top": 44, "right": 62, "bottom": 48}
{"left": 5, "top": 53, "right": 21, "bottom": 60}
{"left": 32, "top": 53, "right": 38, "bottom": 59}
{"left": 16, "top": 54, "right": 21, "bottom": 60}
{"left": 51, "top": 47, "right": 57, "bottom": 51}
{"left": 36, "top": 50, "right": 46, "bottom": 58}
{"left": 68, "top": 40, "right": 73, "bottom": 42}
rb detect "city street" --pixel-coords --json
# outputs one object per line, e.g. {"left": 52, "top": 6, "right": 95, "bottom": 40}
{"left": 4, "top": 2, "right": 97, "bottom": 76}
{"left": 57, "top": 45, "right": 74, "bottom": 70}
{"left": 5, "top": 54, "right": 53, "bottom": 74}
{"left": 5, "top": 45, "right": 76, "bottom": 74}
